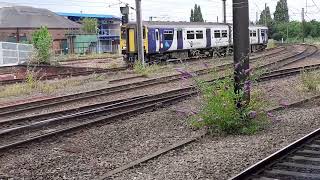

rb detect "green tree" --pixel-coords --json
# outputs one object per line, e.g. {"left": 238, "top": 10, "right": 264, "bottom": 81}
{"left": 259, "top": 6, "right": 275, "bottom": 37}
{"left": 32, "top": 26, "right": 52, "bottom": 64}
{"left": 274, "top": 0, "right": 289, "bottom": 23}
{"left": 81, "top": 18, "right": 98, "bottom": 34}
{"left": 190, "top": 4, "right": 204, "bottom": 22}
{"left": 190, "top": 9, "right": 194, "bottom": 22}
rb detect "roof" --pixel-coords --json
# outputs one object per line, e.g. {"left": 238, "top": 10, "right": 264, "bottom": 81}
{"left": 127, "top": 21, "right": 268, "bottom": 29}
{"left": 127, "top": 21, "right": 231, "bottom": 28}
{"left": 56, "top": 12, "right": 121, "bottom": 20}
{"left": 0, "top": 6, "right": 81, "bottom": 29}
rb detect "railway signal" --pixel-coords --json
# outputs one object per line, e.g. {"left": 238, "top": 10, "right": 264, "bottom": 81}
{"left": 233, "top": 0, "right": 250, "bottom": 107}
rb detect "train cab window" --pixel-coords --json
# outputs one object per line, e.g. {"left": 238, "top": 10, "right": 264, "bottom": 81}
{"left": 221, "top": 30, "right": 228, "bottom": 38}
{"left": 196, "top": 30, "right": 204, "bottom": 39}
{"left": 187, "top": 30, "right": 195, "bottom": 39}
{"left": 249, "top": 30, "right": 253, "bottom": 37}
{"left": 214, "top": 30, "right": 221, "bottom": 38}
{"left": 164, "top": 30, "right": 174, "bottom": 40}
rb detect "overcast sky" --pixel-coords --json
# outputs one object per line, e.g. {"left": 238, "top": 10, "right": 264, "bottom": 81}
{"left": 1, "top": 0, "right": 319, "bottom": 22}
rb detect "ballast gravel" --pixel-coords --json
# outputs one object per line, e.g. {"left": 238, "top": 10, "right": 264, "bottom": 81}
{"left": 114, "top": 102, "right": 320, "bottom": 180}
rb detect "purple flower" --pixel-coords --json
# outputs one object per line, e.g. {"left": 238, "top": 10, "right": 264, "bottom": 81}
{"left": 245, "top": 68, "right": 253, "bottom": 75}
{"left": 203, "top": 63, "right": 209, "bottom": 68}
{"left": 248, "top": 111, "right": 257, "bottom": 119}
{"left": 279, "top": 99, "right": 290, "bottom": 108}
{"left": 244, "top": 80, "right": 252, "bottom": 93}
{"left": 234, "top": 62, "right": 241, "bottom": 69}
{"left": 267, "top": 112, "right": 274, "bottom": 118}
{"left": 175, "top": 68, "right": 195, "bottom": 80}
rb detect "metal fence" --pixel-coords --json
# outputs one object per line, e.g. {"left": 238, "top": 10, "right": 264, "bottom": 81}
{"left": 0, "top": 42, "right": 33, "bottom": 66}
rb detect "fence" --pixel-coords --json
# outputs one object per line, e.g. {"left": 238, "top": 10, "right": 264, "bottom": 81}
{"left": 0, "top": 42, "right": 33, "bottom": 66}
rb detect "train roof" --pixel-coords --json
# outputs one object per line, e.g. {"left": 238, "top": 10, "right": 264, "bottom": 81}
{"left": 126, "top": 21, "right": 267, "bottom": 29}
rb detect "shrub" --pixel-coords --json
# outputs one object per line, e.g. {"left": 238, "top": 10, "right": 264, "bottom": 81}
{"left": 301, "top": 71, "right": 320, "bottom": 92}
{"left": 81, "top": 18, "right": 98, "bottom": 34}
{"left": 190, "top": 77, "right": 268, "bottom": 135}
{"left": 32, "top": 26, "right": 53, "bottom": 64}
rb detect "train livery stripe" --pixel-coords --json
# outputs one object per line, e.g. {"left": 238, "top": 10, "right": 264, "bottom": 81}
{"left": 129, "top": 29, "right": 136, "bottom": 52}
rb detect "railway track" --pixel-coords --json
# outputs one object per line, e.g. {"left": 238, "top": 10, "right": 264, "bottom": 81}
{"left": 1, "top": 60, "right": 319, "bottom": 152}
{"left": 0, "top": 47, "right": 285, "bottom": 86}
{"left": 0, "top": 45, "right": 308, "bottom": 118}
{"left": 231, "top": 127, "right": 320, "bottom": 180}
{"left": 0, "top": 66, "right": 129, "bottom": 85}
{"left": 0, "top": 87, "right": 197, "bottom": 151}
{"left": 0, "top": 44, "right": 317, "bottom": 151}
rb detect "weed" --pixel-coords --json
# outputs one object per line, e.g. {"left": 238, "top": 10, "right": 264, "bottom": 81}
{"left": 133, "top": 61, "right": 160, "bottom": 77}
{"left": 190, "top": 76, "right": 268, "bottom": 135}
{"left": 301, "top": 70, "right": 320, "bottom": 92}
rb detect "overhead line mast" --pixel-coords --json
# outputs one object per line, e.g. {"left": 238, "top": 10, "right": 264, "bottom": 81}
{"left": 233, "top": 0, "right": 250, "bottom": 106}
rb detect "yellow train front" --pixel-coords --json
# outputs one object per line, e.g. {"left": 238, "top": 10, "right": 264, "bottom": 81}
{"left": 121, "top": 23, "right": 148, "bottom": 63}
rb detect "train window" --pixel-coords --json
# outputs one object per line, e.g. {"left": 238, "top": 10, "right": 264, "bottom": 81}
{"left": 222, "top": 30, "right": 228, "bottom": 38}
{"left": 196, "top": 30, "right": 203, "bottom": 39}
{"left": 187, "top": 30, "right": 195, "bottom": 39}
{"left": 143, "top": 28, "right": 146, "bottom": 39}
{"left": 164, "top": 30, "right": 174, "bottom": 40}
{"left": 214, "top": 30, "right": 221, "bottom": 38}
{"left": 249, "top": 30, "right": 253, "bottom": 37}
{"left": 253, "top": 30, "right": 257, "bottom": 37}
{"left": 156, "top": 31, "right": 159, "bottom": 40}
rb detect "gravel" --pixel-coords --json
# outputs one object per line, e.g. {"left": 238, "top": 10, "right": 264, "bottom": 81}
{"left": 0, "top": 97, "right": 204, "bottom": 179}
{"left": 0, "top": 69, "right": 319, "bottom": 179}
{"left": 113, "top": 101, "right": 320, "bottom": 180}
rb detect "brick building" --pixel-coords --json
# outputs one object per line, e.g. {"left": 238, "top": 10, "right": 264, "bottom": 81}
{"left": 0, "top": 6, "right": 81, "bottom": 53}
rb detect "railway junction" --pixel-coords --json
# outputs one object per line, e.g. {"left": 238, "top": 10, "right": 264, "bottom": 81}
{"left": 0, "top": 0, "right": 320, "bottom": 180}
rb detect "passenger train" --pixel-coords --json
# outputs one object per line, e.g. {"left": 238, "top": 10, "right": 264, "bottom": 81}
{"left": 121, "top": 21, "right": 268, "bottom": 63}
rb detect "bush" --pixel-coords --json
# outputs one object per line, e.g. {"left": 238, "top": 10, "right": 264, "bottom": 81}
{"left": 301, "top": 71, "right": 320, "bottom": 92}
{"left": 32, "top": 26, "right": 53, "bottom": 64}
{"left": 190, "top": 77, "right": 268, "bottom": 135}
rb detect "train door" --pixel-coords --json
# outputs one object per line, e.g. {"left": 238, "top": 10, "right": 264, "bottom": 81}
{"left": 177, "top": 29, "right": 183, "bottom": 49}
{"left": 206, "top": 29, "right": 211, "bottom": 48}
{"left": 261, "top": 30, "right": 267, "bottom": 44}
{"left": 258, "top": 29, "right": 261, "bottom": 44}
{"left": 155, "top": 29, "right": 160, "bottom": 52}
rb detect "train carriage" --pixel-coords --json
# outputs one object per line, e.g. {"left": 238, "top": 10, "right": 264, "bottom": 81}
{"left": 122, "top": 21, "right": 268, "bottom": 63}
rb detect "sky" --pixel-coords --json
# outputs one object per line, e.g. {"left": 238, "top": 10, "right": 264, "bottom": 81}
{"left": 1, "top": 0, "right": 319, "bottom": 22}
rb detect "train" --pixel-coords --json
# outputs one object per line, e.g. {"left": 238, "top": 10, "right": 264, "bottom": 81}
{"left": 120, "top": 21, "right": 268, "bottom": 63}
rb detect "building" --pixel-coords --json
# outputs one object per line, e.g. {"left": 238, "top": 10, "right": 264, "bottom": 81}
{"left": 57, "top": 12, "right": 121, "bottom": 54}
{"left": 0, "top": 6, "right": 81, "bottom": 54}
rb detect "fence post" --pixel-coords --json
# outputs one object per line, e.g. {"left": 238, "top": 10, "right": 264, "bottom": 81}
{"left": 17, "top": 43, "right": 20, "bottom": 65}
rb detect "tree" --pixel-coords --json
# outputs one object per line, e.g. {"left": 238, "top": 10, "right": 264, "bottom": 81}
{"left": 32, "top": 26, "right": 52, "bottom": 64}
{"left": 190, "top": 9, "right": 194, "bottom": 22}
{"left": 81, "top": 18, "right": 98, "bottom": 34}
{"left": 259, "top": 6, "right": 272, "bottom": 26}
{"left": 190, "top": 4, "right": 204, "bottom": 22}
{"left": 274, "top": 0, "right": 289, "bottom": 23}
{"left": 258, "top": 5, "right": 275, "bottom": 37}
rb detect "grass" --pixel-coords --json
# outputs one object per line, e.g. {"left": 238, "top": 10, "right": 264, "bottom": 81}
{"left": 133, "top": 61, "right": 161, "bottom": 77}
{"left": 301, "top": 70, "right": 320, "bottom": 92}
{"left": 0, "top": 72, "right": 109, "bottom": 99}
{"left": 267, "top": 39, "right": 277, "bottom": 49}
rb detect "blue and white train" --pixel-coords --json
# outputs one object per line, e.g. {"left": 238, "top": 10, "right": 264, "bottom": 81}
{"left": 121, "top": 21, "right": 268, "bottom": 62}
